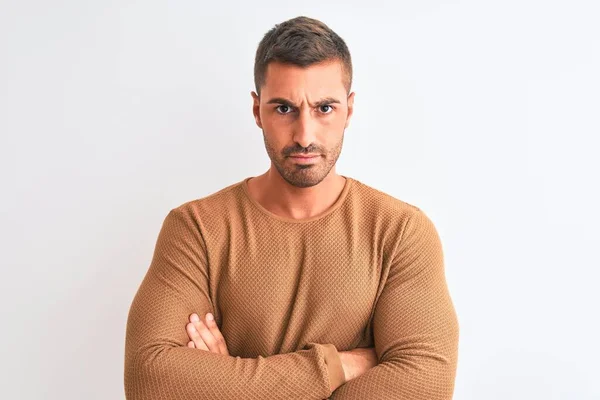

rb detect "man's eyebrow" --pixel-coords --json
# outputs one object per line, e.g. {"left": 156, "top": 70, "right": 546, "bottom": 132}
{"left": 265, "top": 97, "right": 341, "bottom": 107}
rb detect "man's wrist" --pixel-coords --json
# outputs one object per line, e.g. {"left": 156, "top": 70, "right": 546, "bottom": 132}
{"left": 321, "top": 344, "right": 346, "bottom": 392}
{"left": 338, "top": 351, "right": 350, "bottom": 382}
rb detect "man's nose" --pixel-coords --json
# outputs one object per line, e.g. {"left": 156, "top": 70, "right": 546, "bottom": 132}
{"left": 292, "top": 109, "right": 318, "bottom": 149}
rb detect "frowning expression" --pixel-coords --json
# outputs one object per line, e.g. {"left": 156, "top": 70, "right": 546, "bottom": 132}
{"left": 252, "top": 59, "right": 354, "bottom": 188}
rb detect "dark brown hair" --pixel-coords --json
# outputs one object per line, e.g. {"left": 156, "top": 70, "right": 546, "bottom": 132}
{"left": 254, "top": 16, "right": 353, "bottom": 96}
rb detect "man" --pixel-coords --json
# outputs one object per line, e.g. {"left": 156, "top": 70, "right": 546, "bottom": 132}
{"left": 124, "top": 16, "right": 459, "bottom": 400}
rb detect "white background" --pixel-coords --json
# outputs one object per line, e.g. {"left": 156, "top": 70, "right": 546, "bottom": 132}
{"left": 1, "top": 1, "right": 598, "bottom": 399}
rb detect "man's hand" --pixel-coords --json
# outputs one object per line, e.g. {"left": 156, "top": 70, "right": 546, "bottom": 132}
{"left": 185, "top": 313, "right": 230, "bottom": 356}
{"left": 338, "top": 347, "right": 378, "bottom": 382}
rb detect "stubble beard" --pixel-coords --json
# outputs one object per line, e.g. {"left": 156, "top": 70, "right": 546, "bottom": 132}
{"left": 263, "top": 131, "right": 344, "bottom": 188}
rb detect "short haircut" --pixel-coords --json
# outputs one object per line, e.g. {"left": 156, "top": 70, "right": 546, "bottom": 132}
{"left": 254, "top": 16, "right": 353, "bottom": 96}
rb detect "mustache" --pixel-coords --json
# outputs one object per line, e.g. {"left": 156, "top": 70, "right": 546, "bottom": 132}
{"left": 282, "top": 144, "right": 324, "bottom": 156}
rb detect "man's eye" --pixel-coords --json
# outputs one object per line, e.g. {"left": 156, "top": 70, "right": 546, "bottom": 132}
{"left": 319, "top": 105, "right": 334, "bottom": 114}
{"left": 275, "top": 104, "right": 334, "bottom": 114}
{"left": 276, "top": 105, "right": 293, "bottom": 114}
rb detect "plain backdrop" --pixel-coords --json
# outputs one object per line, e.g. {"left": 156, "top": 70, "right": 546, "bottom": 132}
{"left": 1, "top": 1, "right": 598, "bottom": 399}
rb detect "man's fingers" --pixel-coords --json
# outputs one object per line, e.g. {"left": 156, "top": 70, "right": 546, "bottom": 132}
{"left": 187, "top": 341, "right": 196, "bottom": 348}
{"left": 190, "top": 314, "right": 221, "bottom": 354}
{"left": 204, "top": 313, "right": 229, "bottom": 356}
{"left": 186, "top": 322, "right": 209, "bottom": 351}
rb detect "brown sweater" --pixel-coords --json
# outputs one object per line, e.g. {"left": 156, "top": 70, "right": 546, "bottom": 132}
{"left": 124, "top": 176, "right": 459, "bottom": 399}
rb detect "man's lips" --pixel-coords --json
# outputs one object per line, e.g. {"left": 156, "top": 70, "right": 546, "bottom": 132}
{"left": 288, "top": 154, "right": 321, "bottom": 163}
{"left": 288, "top": 154, "right": 320, "bottom": 158}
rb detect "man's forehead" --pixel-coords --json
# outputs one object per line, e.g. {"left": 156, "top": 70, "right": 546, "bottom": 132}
{"left": 261, "top": 60, "right": 347, "bottom": 101}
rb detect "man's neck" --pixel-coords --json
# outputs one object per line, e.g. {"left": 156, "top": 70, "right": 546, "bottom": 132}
{"left": 247, "top": 167, "right": 347, "bottom": 221}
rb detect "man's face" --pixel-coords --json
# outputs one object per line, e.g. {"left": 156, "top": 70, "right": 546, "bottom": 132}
{"left": 251, "top": 60, "right": 354, "bottom": 188}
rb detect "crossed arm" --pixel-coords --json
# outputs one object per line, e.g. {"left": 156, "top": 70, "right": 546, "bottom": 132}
{"left": 124, "top": 208, "right": 344, "bottom": 399}
{"left": 329, "top": 210, "right": 460, "bottom": 399}
{"left": 124, "top": 207, "right": 459, "bottom": 399}
{"left": 182, "top": 311, "right": 378, "bottom": 388}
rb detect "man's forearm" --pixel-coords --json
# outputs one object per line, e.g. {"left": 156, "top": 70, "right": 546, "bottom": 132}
{"left": 125, "top": 340, "right": 345, "bottom": 399}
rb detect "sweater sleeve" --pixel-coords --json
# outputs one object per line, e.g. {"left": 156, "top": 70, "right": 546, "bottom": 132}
{"left": 330, "top": 209, "right": 459, "bottom": 399}
{"left": 124, "top": 208, "right": 345, "bottom": 400}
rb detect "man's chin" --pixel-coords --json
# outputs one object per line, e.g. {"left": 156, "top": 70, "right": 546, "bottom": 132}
{"left": 282, "top": 171, "right": 327, "bottom": 188}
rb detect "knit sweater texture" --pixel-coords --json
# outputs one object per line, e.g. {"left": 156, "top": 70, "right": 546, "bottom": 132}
{"left": 124, "top": 176, "right": 459, "bottom": 399}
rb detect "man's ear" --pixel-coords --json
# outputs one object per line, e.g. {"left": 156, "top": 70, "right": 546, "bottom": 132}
{"left": 345, "top": 91, "right": 355, "bottom": 129}
{"left": 251, "top": 91, "right": 263, "bottom": 129}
